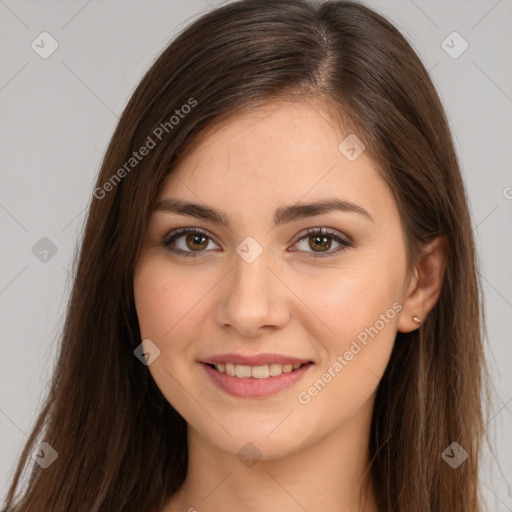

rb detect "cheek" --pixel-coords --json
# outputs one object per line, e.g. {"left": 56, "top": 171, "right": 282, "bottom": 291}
{"left": 292, "top": 248, "right": 405, "bottom": 393}
{"left": 134, "top": 257, "right": 213, "bottom": 339}
{"left": 133, "top": 258, "right": 209, "bottom": 413}
{"left": 294, "top": 259, "right": 403, "bottom": 344}
{"left": 294, "top": 274, "right": 401, "bottom": 427}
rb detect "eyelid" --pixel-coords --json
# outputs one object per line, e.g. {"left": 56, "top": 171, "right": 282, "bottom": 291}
{"left": 290, "top": 226, "right": 352, "bottom": 246}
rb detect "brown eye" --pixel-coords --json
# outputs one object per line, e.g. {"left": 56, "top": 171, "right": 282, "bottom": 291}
{"left": 162, "top": 228, "right": 219, "bottom": 257}
{"left": 308, "top": 234, "right": 333, "bottom": 253}
{"left": 185, "top": 233, "right": 209, "bottom": 251}
{"left": 162, "top": 226, "right": 351, "bottom": 259}
{"left": 291, "top": 228, "right": 352, "bottom": 258}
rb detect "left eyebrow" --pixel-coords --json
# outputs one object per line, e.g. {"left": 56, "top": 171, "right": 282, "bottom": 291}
{"left": 274, "top": 198, "right": 374, "bottom": 225}
{"left": 153, "top": 197, "right": 375, "bottom": 229}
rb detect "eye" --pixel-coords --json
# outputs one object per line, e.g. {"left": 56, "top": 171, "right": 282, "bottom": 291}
{"left": 161, "top": 227, "right": 220, "bottom": 258}
{"left": 290, "top": 227, "right": 352, "bottom": 258}
{"left": 161, "top": 226, "right": 352, "bottom": 258}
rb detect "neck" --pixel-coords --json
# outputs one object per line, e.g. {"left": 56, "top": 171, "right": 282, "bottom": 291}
{"left": 164, "top": 394, "right": 379, "bottom": 512}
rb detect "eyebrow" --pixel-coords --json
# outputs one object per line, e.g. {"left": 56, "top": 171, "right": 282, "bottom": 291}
{"left": 153, "top": 197, "right": 374, "bottom": 228}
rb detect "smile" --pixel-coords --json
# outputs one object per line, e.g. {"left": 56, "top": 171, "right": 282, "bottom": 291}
{"left": 208, "top": 362, "right": 307, "bottom": 378}
{"left": 200, "top": 361, "right": 314, "bottom": 398}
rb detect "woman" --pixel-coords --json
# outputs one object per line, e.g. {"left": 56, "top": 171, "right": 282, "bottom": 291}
{"left": 2, "top": 0, "right": 490, "bottom": 511}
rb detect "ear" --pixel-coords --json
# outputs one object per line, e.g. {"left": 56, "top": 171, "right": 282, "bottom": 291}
{"left": 398, "top": 236, "right": 448, "bottom": 333}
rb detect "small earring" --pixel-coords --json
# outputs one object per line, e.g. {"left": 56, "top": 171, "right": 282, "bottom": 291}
{"left": 412, "top": 315, "right": 421, "bottom": 325}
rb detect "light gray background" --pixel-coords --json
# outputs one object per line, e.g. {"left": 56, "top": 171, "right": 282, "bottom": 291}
{"left": 1, "top": 0, "right": 511, "bottom": 509}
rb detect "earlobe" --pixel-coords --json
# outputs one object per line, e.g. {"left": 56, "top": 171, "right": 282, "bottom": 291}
{"left": 398, "top": 312, "right": 424, "bottom": 334}
{"left": 398, "top": 236, "right": 448, "bottom": 333}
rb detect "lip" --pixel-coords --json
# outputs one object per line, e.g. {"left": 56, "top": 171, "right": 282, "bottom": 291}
{"left": 200, "top": 361, "right": 314, "bottom": 398}
{"left": 201, "top": 353, "right": 312, "bottom": 366}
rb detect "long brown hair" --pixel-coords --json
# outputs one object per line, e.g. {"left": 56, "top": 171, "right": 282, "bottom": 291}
{"left": 3, "top": 1, "right": 490, "bottom": 510}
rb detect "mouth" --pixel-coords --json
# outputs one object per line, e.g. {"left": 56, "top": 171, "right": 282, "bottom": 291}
{"left": 200, "top": 360, "right": 314, "bottom": 398}
{"left": 203, "top": 361, "right": 312, "bottom": 379}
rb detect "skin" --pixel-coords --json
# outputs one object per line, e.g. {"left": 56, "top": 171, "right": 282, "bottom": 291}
{"left": 133, "top": 100, "right": 447, "bottom": 512}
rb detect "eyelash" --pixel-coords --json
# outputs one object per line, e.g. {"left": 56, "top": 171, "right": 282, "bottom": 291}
{"left": 161, "top": 227, "right": 352, "bottom": 259}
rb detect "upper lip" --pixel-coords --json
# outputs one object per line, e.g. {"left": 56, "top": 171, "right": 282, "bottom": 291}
{"left": 201, "top": 353, "right": 313, "bottom": 366}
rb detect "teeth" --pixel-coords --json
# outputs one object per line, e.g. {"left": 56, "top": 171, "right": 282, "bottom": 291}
{"left": 252, "top": 365, "right": 269, "bottom": 379}
{"left": 212, "top": 362, "right": 306, "bottom": 378}
{"left": 235, "top": 364, "right": 252, "bottom": 378}
{"left": 269, "top": 363, "right": 283, "bottom": 376}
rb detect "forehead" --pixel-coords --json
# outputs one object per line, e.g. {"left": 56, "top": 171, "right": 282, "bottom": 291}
{"left": 157, "top": 101, "right": 395, "bottom": 225}
{"left": 170, "top": 101, "right": 346, "bottom": 180}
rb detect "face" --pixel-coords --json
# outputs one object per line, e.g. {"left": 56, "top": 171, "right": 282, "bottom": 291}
{"left": 133, "top": 100, "right": 410, "bottom": 460}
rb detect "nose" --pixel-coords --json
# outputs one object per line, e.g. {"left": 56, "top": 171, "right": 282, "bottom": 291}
{"left": 214, "top": 249, "right": 291, "bottom": 337}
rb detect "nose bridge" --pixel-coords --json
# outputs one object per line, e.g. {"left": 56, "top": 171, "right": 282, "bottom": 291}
{"left": 216, "top": 242, "right": 289, "bottom": 334}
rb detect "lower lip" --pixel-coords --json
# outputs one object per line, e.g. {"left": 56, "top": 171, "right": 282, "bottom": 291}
{"left": 200, "top": 362, "right": 313, "bottom": 398}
